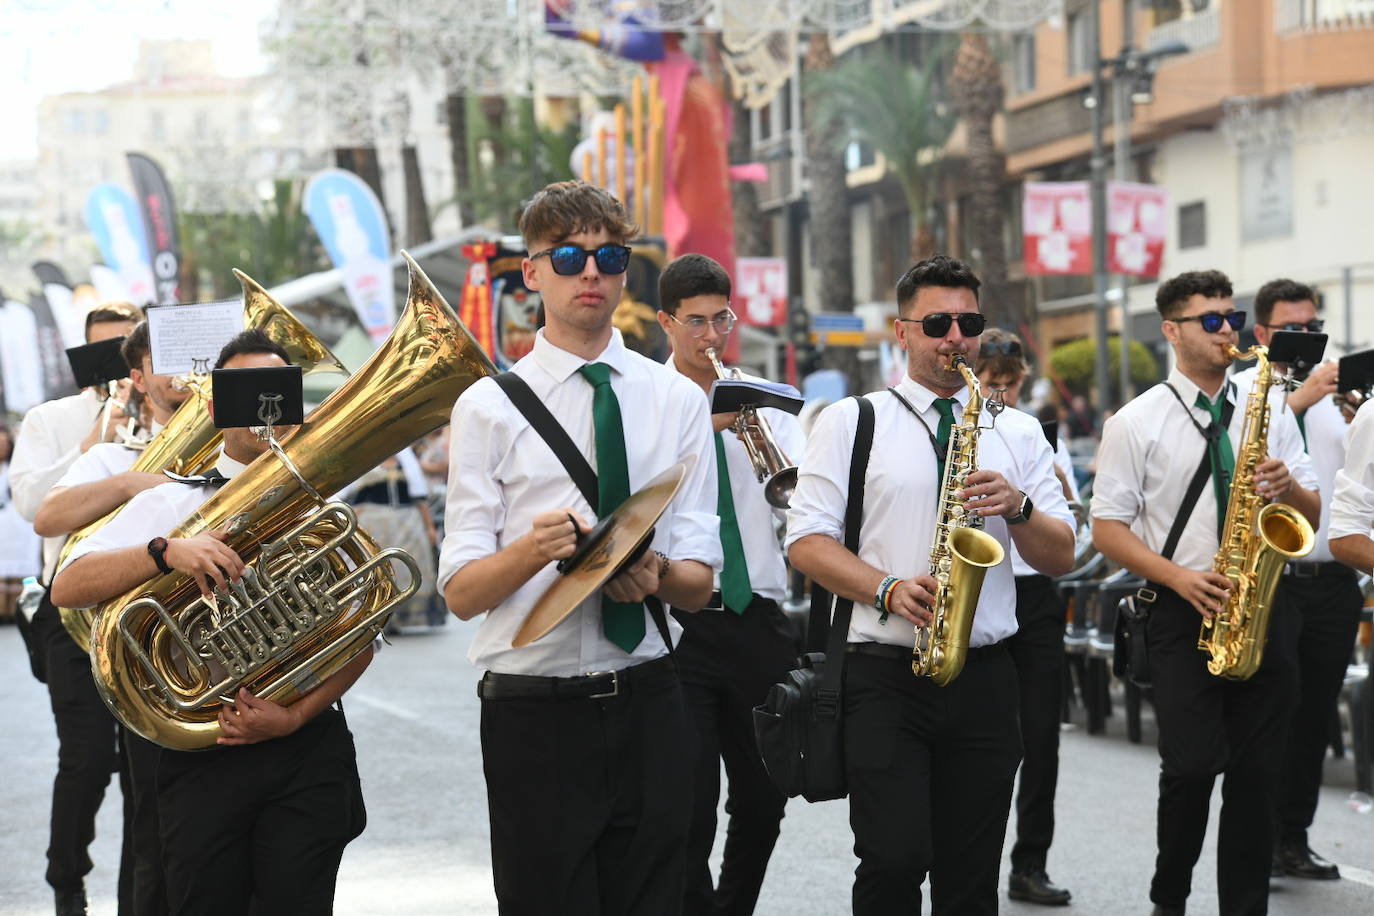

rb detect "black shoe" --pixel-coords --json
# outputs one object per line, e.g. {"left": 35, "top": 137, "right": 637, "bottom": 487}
{"left": 1008, "top": 869, "right": 1072, "bottom": 906}
{"left": 54, "top": 886, "right": 88, "bottom": 916}
{"left": 1150, "top": 907, "right": 1185, "bottom": 916}
{"left": 1277, "top": 842, "right": 1341, "bottom": 880}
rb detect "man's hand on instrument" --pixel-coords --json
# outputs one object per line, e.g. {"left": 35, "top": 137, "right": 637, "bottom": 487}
{"left": 529, "top": 509, "right": 589, "bottom": 563}
{"left": 960, "top": 469, "right": 1021, "bottom": 518}
{"left": 711, "top": 411, "right": 739, "bottom": 434}
{"left": 165, "top": 530, "right": 245, "bottom": 595}
{"left": 1287, "top": 361, "right": 1338, "bottom": 413}
{"left": 886, "top": 574, "right": 936, "bottom": 627}
{"left": 1254, "top": 457, "right": 1293, "bottom": 501}
{"left": 216, "top": 688, "right": 301, "bottom": 745}
{"left": 604, "top": 548, "right": 659, "bottom": 603}
{"left": 1168, "top": 566, "right": 1232, "bottom": 619}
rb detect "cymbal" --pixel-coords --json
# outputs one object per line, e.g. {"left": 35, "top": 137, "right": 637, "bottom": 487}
{"left": 512, "top": 459, "right": 690, "bottom": 648}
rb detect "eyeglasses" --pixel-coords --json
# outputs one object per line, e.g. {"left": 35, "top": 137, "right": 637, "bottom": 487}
{"left": 979, "top": 339, "right": 1023, "bottom": 358}
{"left": 898, "top": 312, "right": 987, "bottom": 339}
{"left": 529, "top": 244, "right": 632, "bottom": 276}
{"left": 1170, "top": 311, "right": 1247, "bottom": 334}
{"left": 670, "top": 308, "right": 737, "bottom": 338}
{"left": 1259, "top": 319, "right": 1324, "bottom": 333}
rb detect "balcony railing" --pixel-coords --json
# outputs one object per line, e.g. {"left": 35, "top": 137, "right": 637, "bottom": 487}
{"left": 1276, "top": 0, "right": 1374, "bottom": 32}
{"left": 1146, "top": 6, "right": 1220, "bottom": 52}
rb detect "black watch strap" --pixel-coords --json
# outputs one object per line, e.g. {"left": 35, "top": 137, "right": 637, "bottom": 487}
{"left": 1007, "top": 491, "right": 1033, "bottom": 525}
{"left": 147, "top": 537, "right": 173, "bottom": 575}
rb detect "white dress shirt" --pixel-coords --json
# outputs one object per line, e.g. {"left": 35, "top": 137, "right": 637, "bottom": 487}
{"left": 0, "top": 462, "right": 42, "bottom": 579}
{"left": 784, "top": 374, "right": 1075, "bottom": 648}
{"left": 1232, "top": 363, "right": 1345, "bottom": 562}
{"left": 1091, "top": 367, "right": 1318, "bottom": 573}
{"left": 1011, "top": 438, "right": 1080, "bottom": 577}
{"left": 9, "top": 389, "right": 105, "bottom": 582}
{"left": 669, "top": 355, "right": 807, "bottom": 604}
{"left": 439, "top": 329, "right": 723, "bottom": 677}
{"left": 1329, "top": 402, "right": 1374, "bottom": 542}
{"left": 53, "top": 441, "right": 143, "bottom": 491}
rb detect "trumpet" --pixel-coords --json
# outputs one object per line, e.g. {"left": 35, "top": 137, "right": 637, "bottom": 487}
{"left": 704, "top": 347, "right": 798, "bottom": 509}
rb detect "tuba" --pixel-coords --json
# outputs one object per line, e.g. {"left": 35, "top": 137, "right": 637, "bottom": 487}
{"left": 912, "top": 355, "right": 1006, "bottom": 686}
{"left": 703, "top": 347, "right": 797, "bottom": 508}
{"left": 57, "top": 275, "right": 348, "bottom": 650}
{"left": 90, "top": 253, "right": 496, "bottom": 750}
{"left": 1198, "top": 345, "right": 1315, "bottom": 680}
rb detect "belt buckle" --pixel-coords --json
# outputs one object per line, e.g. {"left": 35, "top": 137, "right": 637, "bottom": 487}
{"left": 1288, "top": 562, "right": 1316, "bottom": 579}
{"left": 586, "top": 669, "right": 620, "bottom": 699}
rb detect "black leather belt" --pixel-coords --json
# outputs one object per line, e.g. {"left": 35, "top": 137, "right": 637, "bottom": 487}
{"left": 702, "top": 590, "right": 724, "bottom": 611}
{"left": 845, "top": 640, "right": 1007, "bottom": 664}
{"left": 477, "top": 654, "right": 676, "bottom": 701}
{"left": 1285, "top": 560, "right": 1355, "bottom": 579}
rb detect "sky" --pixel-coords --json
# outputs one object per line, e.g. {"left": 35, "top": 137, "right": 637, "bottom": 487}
{"left": 1, "top": 0, "right": 276, "bottom": 161}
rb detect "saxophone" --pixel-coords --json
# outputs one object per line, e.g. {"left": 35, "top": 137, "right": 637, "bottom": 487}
{"left": 912, "top": 355, "right": 1006, "bottom": 686}
{"left": 1199, "top": 345, "right": 1316, "bottom": 680}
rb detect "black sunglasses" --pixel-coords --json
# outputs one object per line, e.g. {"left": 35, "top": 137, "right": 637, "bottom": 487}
{"left": 1171, "top": 311, "right": 1246, "bottom": 333}
{"left": 899, "top": 312, "right": 987, "bottom": 339}
{"left": 979, "top": 339, "right": 1023, "bottom": 358}
{"left": 529, "top": 244, "right": 632, "bottom": 276}
{"left": 1259, "top": 319, "right": 1324, "bottom": 333}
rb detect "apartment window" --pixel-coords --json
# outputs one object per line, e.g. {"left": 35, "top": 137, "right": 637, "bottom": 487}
{"left": 845, "top": 139, "right": 876, "bottom": 171}
{"left": 149, "top": 109, "right": 166, "bottom": 141}
{"left": 64, "top": 110, "right": 86, "bottom": 134}
{"left": 1067, "top": 11, "right": 1094, "bottom": 76}
{"left": 1178, "top": 200, "right": 1206, "bottom": 249}
{"left": 91, "top": 110, "right": 109, "bottom": 134}
{"left": 1012, "top": 33, "right": 1036, "bottom": 94}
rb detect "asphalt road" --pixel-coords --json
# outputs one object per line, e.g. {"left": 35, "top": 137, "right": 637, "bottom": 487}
{"left": 2, "top": 620, "right": 1372, "bottom": 915}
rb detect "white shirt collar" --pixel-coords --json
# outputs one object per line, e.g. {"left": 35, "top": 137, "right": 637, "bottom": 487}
{"left": 894, "top": 373, "right": 971, "bottom": 413}
{"left": 530, "top": 327, "right": 631, "bottom": 384}
{"left": 215, "top": 452, "right": 251, "bottom": 479}
{"left": 1166, "top": 366, "right": 1232, "bottom": 406}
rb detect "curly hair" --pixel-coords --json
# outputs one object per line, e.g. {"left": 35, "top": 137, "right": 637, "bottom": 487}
{"left": 896, "top": 254, "right": 981, "bottom": 316}
{"left": 1254, "top": 278, "right": 1318, "bottom": 325}
{"left": 1155, "top": 269, "right": 1233, "bottom": 318}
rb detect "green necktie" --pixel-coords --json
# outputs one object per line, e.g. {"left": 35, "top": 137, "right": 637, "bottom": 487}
{"left": 1295, "top": 411, "right": 1308, "bottom": 452}
{"left": 933, "top": 397, "right": 958, "bottom": 484}
{"left": 577, "top": 362, "right": 643, "bottom": 652}
{"left": 714, "top": 432, "right": 753, "bottom": 615}
{"left": 1195, "top": 391, "right": 1237, "bottom": 535}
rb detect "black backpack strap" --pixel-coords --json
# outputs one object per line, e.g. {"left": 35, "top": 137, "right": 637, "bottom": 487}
{"left": 492, "top": 371, "right": 599, "bottom": 509}
{"left": 812, "top": 395, "right": 874, "bottom": 694}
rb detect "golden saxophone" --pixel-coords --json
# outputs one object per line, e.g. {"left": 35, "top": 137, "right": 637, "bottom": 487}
{"left": 57, "top": 273, "right": 348, "bottom": 651}
{"left": 1199, "top": 345, "right": 1316, "bottom": 680}
{"left": 912, "top": 355, "right": 1005, "bottom": 685}
{"left": 89, "top": 254, "right": 497, "bottom": 750}
{"left": 704, "top": 347, "right": 797, "bottom": 509}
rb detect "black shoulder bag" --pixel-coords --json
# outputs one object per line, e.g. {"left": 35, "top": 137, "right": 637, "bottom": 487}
{"left": 753, "top": 394, "right": 874, "bottom": 803}
{"left": 1113, "top": 384, "right": 1231, "bottom": 687}
{"left": 492, "top": 371, "right": 673, "bottom": 648}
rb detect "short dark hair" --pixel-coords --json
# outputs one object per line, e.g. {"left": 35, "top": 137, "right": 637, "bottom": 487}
{"left": 519, "top": 180, "right": 638, "bottom": 250}
{"left": 120, "top": 320, "right": 151, "bottom": 372}
{"left": 895, "top": 254, "right": 981, "bottom": 316}
{"left": 658, "top": 253, "right": 731, "bottom": 316}
{"left": 84, "top": 301, "right": 142, "bottom": 338}
{"left": 214, "top": 329, "right": 290, "bottom": 370}
{"left": 1254, "top": 278, "right": 1317, "bottom": 325}
{"left": 974, "top": 327, "right": 1029, "bottom": 380}
{"left": 1155, "top": 269, "right": 1233, "bottom": 318}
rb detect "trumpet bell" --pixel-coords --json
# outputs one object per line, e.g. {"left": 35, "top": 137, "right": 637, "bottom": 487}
{"left": 763, "top": 466, "right": 797, "bottom": 510}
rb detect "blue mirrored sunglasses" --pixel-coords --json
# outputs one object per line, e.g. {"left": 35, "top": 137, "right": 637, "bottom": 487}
{"left": 529, "top": 244, "right": 632, "bottom": 276}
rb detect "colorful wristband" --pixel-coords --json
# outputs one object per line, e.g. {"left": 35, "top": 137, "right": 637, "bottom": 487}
{"left": 875, "top": 574, "right": 901, "bottom": 622}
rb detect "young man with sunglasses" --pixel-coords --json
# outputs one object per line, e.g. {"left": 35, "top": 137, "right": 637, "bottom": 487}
{"left": 974, "top": 327, "right": 1079, "bottom": 907}
{"left": 655, "top": 253, "right": 806, "bottom": 916}
{"left": 1232, "top": 278, "right": 1359, "bottom": 882}
{"left": 439, "top": 181, "right": 722, "bottom": 914}
{"left": 1092, "top": 270, "right": 1320, "bottom": 916}
{"left": 787, "top": 255, "right": 1075, "bottom": 915}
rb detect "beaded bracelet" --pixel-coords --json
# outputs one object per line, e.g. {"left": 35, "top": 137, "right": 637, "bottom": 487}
{"left": 874, "top": 574, "right": 902, "bottom": 622}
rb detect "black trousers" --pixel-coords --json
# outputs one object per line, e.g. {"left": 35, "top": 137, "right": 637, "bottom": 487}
{"left": 844, "top": 644, "right": 1022, "bottom": 916}
{"left": 1275, "top": 570, "right": 1364, "bottom": 846}
{"left": 671, "top": 598, "right": 796, "bottom": 916}
{"left": 480, "top": 659, "right": 694, "bottom": 916}
{"left": 125, "top": 729, "right": 169, "bottom": 914}
{"left": 157, "top": 707, "right": 365, "bottom": 916}
{"left": 1006, "top": 574, "right": 1066, "bottom": 875}
{"left": 30, "top": 594, "right": 132, "bottom": 906}
{"left": 1146, "top": 587, "right": 1296, "bottom": 915}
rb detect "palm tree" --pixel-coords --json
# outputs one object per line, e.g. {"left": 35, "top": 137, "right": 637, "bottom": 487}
{"left": 806, "top": 43, "right": 955, "bottom": 260}
{"left": 801, "top": 33, "right": 855, "bottom": 315}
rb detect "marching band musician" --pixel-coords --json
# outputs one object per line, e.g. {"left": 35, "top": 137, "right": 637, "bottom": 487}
{"left": 33, "top": 319, "right": 193, "bottom": 915}
{"left": 786, "top": 255, "right": 1075, "bottom": 915}
{"left": 973, "top": 327, "right": 1078, "bottom": 907}
{"left": 439, "top": 181, "right": 722, "bottom": 915}
{"left": 9, "top": 300, "right": 142, "bottom": 916}
{"left": 1091, "top": 270, "right": 1320, "bottom": 916}
{"left": 50, "top": 330, "right": 371, "bottom": 916}
{"left": 656, "top": 253, "right": 806, "bottom": 916}
{"left": 1233, "top": 279, "right": 1362, "bottom": 882}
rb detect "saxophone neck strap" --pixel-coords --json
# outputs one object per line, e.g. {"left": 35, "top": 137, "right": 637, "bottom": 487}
{"left": 886, "top": 386, "right": 943, "bottom": 465}
{"left": 1162, "top": 381, "right": 1235, "bottom": 441}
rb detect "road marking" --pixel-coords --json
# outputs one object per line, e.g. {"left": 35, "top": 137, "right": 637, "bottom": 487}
{"left": 349, "top": 693, "right": 421, "bottom": 721}
{"left": 1343, "top": 863, "right": 1374, "bottom": 889}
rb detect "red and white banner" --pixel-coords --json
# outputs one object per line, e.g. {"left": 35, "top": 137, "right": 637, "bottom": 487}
{"left": 1023, "top": 182, "right": 1091, "bottom": 275}
{"left": 736, "top": 257, "right": 787, "bottom": 328}
{"left": 1108, "top": 181, "right": 1168, "bottom": 278}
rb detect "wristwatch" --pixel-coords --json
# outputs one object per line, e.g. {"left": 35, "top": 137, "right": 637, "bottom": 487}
{"left": 147, "top": 537, "right": 173, "bottom": 575}
{"left": 1006, "top": 491, "right": 1034, "bottom": 525}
